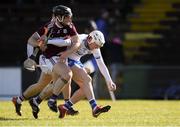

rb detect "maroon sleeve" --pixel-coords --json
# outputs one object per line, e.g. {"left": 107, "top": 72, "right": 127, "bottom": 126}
{"left": 69, "top": 23, "right": 78, "bottom": 36}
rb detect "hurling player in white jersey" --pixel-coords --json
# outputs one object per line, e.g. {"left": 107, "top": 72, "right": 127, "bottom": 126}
{"left": 59, "top": 30, "right": 116, "bottom": 118}
{"left": 31, "top": 30, "right": 116, "bottom": 118}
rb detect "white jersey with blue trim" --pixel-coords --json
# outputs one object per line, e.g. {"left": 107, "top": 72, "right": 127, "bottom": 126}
{"left": 68, "top": 34, "right": 102, "bottom": 61}
{"left": 68, "top": 34, "right": 112, "bottom": 82}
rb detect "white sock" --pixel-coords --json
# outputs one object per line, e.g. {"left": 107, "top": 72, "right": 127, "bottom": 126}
{"left": 17, "top": 97, "right": 22, "bottom": 104}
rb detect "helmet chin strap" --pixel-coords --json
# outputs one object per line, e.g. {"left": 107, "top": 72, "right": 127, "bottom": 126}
{"left": 57, "top": 16, "right": 64, "bottom": 22}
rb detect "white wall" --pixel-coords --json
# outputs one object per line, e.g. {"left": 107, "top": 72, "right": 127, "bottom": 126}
{"left": 0, "top": 67, "right": 21, "bottom": 100}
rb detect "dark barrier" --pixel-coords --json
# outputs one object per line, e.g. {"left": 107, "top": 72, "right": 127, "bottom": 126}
{"left": 95, "top": 65, "right": 180, "bottom": 100}
{"left": 21, "top": 65, "right": 180, "bottom": 100}
{"left": 21, "top": 67, "right": 41, "bottom": 93}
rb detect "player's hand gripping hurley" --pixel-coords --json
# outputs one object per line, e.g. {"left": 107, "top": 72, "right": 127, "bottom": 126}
{"left": 23, "top": 26, "right": 53, "bottom": 71}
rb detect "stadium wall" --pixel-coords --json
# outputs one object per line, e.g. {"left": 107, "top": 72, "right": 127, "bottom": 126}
{"left": 0, "top": 66, "right": 180, "bottom": 100}
{"left": 0, "top": 67, "right": 21, "bottom": 100}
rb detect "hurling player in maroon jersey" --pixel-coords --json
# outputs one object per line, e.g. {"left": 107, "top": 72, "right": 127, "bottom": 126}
{"left": 12, "top": 5, "right": 80, "bottom": 118}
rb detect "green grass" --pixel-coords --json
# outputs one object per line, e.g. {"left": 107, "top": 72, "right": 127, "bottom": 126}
{"left": 0, "top": 100, "right": 180, "bottom": 126}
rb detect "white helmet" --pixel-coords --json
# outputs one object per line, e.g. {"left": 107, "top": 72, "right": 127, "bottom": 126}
{"left": 89, "top": 30, "right": 105, "bottom": 47}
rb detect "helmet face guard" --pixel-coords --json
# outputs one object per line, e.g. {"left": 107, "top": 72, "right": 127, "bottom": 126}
{"left": 89, "top": 30, "right": 105, "bottom": 47}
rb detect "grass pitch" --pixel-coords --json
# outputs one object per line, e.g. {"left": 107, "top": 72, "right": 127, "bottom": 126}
{"left": 0, "top": 100, "right": 180, "bottom": 127}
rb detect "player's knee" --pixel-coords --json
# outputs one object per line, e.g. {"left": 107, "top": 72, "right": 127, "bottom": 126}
{"left": 61, "top": 71, "right": 72, "bottom": 83}
{"left": 83, "top": 75, "right": 92, "bottom": 84}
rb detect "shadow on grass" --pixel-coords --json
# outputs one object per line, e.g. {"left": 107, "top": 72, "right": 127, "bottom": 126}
{"left": 0, "top": 117, "right": 33, "bottom": 121}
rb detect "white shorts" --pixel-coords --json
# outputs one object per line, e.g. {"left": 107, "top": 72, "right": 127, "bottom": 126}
{"left": 39, "top": 55, "right": 59, "bottom": 74}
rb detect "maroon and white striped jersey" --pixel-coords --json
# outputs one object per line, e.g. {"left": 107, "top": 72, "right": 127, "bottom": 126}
{"left": 37, "top": 21, "right": 78, "bottom": 58}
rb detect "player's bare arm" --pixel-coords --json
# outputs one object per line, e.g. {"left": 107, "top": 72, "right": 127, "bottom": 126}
{"left": 28, "top": 32, "right": 47, "bottom": 51}
{"left": 59, "top": 35, "right": 80, "bottom": 62}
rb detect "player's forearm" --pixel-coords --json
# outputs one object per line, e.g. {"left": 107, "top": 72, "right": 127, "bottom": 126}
{"left": 47, "top": 38, "right": 71, "bottom": 47}
{"left": 97, "top": 59, "right": 113, "bottom": 83}
{"left": 28, "top": 38, "right": 39, "bottom": 47}
{"left": 27, "top": 32, "right": 41, "bottom": 47}
{"left": 62, "top": 41, "right": 80, "bottom": 57}
{"left": 60, "top": 36, "right": 80, "bottom": 57}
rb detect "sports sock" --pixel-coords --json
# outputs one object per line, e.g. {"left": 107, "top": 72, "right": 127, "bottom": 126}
{"left": 89, "top": 99, "right": 97, "bottom": 111}
{"left": 50, "top": 94, "right": 58, "bottom": 101}
{"left": 16, "top": 97, "right": 23, "bottom": 104}
{"left": 17, "top": 94, "right": 26, "bottom": 104}
{"left": 35, "top": 96, "right": 42, "bottom": 104}
{"left": 64, "top": 100, "right": 73, "bottom": 110}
